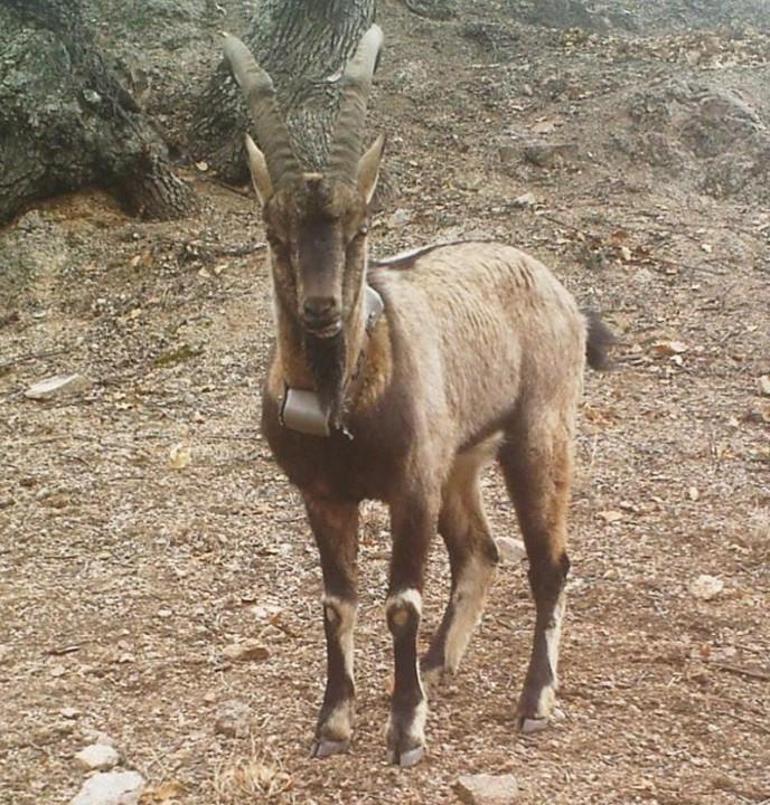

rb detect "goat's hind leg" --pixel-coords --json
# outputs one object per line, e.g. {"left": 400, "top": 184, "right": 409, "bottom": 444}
{"left": 304, "top": 495, "right": 359, "bottom": 758}
{"left": 422, "top": 440, "right": 500, "bottom": 684}
{"left": 499, "top": 418, "right": 572, "bottom": 733}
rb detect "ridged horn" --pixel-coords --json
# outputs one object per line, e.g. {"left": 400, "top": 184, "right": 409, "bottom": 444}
{"left": 327, "top": 24, "right": 384, "bottom": 180}
{"left": 222, "top": 33, "right": 299, "bottom": 183}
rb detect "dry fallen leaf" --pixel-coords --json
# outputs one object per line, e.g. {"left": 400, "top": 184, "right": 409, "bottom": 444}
{"left": 651, "top": 340, "right": 688, "bottom": 357}
{"left": 140, "top": 779, "right": 186, "bottom": 804}
{"left": 169, "top": 443, "right": 191, "bottom": 470}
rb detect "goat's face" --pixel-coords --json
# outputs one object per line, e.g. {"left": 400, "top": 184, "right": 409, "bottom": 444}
{"left": 222, "top": 25, "right": 384, "bottom": 338}
{"left": 263, "top": 174, "right": 369, "bottom": 338}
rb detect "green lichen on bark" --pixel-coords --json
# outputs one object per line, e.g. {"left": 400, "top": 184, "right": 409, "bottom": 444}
{"left": 0, "top": 0, "right": 196, "bottom": 223}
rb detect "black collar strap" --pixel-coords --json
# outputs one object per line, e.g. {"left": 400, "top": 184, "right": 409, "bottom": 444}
{"left": 279, "top": 285, "right": 384, "bottom": 437}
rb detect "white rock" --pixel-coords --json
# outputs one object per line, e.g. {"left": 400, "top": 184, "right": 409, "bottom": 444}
{"left": 632, "top": 267, "right": 654, "bottom": 285}
{"left": 74, "top": 744, "right": 120, "bottom": 771}
{"left": 81, "top": 730, "right": 117, "bottom": 747}
{"left": 25, "top": 373, "right": 90, "bottom": 400}
{"left": 214, "top": 700, "right": 251, "bottom": 738}
{"left": 689, "top": 574, "right": 724, "bottom": 601}
{"left": 496, "top": 537, "right": 526, "bottom": 564}
{"left": 70, "top": 771, "right": 144, "bottom": 805}
{"left": 455, "top": 773, "right": 519, "bottom": 804}
{"left": 386, "top": 208, "right": 411, "bottom": 228}
{"left": 512, "top": 192, "right": 536, "bottom": 208}
{"left": 222, "top": 640, "right": 269, "bottom": 662}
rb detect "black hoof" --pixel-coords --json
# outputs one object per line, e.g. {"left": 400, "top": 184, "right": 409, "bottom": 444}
{"left": 310, "top": 738, "right": 349, "bottom": 759}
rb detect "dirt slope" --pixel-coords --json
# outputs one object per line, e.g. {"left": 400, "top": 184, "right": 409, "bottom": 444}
{"left": 1, "top": 1, "right": 768, "bottom": 803}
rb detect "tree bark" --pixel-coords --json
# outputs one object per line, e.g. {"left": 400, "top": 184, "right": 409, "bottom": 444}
{"left": 403, "top": 0, "right": 457, "bottom": 21}
{"left": 0, "top": 0, "right": 197, "bottom": 224}
{"left": 191, "top": 0, "right": 376, "bottom": 183}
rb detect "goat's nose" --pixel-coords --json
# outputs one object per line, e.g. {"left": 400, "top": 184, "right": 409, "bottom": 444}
{"left": 303, "top": 296, "right": 338, "bottom": 321}
{"left": 302, "top": 296, "right": 341, "bottom": 335}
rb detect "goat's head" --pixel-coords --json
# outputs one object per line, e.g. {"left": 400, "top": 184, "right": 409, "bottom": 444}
{"left": 223, "top": 27, "right": 385, "bottom": 340}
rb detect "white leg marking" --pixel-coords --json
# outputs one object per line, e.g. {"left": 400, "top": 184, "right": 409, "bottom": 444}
{"left": 529, "top": 591, "right": 566, "bottom": 721}
{"left": 323, "top": 701, "right": 353, "bottom": 741}
{"left": 322, "top": 595, "right": 357, "bottom": 681}
{"left": 545, "top": 591, "right": 565, "bottom": 685}
{"left": 387, "top": 689, "right": 428, "bottom": 747}
{"left": 385, "top": 588, "right": 428, "bottom": 745}
{"left": 385, "top": 588, "right": 423, "bottom": 619}
{"left": 443, "top": 553, "right": 495, "bottom": 673}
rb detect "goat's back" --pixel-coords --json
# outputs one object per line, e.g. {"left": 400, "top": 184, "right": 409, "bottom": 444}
{"left": 369, "top": 242, "right": 586, "bottom": 448}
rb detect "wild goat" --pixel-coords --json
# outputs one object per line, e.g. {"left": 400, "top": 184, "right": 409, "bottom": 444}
{"left": 223, "top": 25, "right": 612, "bottom": 767}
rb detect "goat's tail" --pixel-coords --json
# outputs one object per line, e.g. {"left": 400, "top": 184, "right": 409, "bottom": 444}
{"left": 583, "top": 309, "right": 616, "bottom": 371}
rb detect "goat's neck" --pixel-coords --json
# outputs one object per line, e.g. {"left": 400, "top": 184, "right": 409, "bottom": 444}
{"left": 272, "top": 288, "right": 367, "bottom": 392}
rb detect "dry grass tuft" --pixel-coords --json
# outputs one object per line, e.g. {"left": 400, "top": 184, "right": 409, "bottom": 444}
{"left": 214, "top": 739, "right": 293, "bottom": 803}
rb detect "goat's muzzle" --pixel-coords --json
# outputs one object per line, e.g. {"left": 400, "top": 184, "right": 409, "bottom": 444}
{"left": 302, "top": 296, "right": 342, "bottom": 338}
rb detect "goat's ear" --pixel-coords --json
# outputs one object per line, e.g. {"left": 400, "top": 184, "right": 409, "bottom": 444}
{"left": 245, "top": 134, "right": 273, "bottom": 205}
{"left": 356, "top": 133, "right": 385, "bottom": 205}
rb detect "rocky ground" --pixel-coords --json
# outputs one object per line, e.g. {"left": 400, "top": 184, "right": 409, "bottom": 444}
{"left": 1, "top": 0, "right": 768, "bottom": 803}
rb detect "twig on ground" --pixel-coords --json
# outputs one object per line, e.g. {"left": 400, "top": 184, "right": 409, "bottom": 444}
{"left": 709, "top": 661, "right": 770, "bottom": 682}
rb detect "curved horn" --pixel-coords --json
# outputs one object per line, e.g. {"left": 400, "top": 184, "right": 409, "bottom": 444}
{"left": 222, "top": 33, "right": 299, "bottom": 183}
{"left": 327, "top": 24, "right": 384, "bottom": 180}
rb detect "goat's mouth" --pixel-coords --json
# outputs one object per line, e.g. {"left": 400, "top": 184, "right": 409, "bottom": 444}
{"left": 303, "top": 317, "right": 343, "bottom": 339}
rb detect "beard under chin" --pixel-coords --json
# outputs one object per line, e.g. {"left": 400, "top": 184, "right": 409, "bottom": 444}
{"left": 303, "top": 329, "right": 347, "bottom": 430}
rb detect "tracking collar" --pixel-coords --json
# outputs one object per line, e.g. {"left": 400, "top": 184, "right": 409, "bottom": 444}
{"left": 279, "top": 285, "right": 384, "bottom": 438}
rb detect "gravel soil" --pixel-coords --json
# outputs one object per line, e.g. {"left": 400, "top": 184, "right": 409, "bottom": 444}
{"left": 1, "top": 1, "right": 768, "bottom": 802}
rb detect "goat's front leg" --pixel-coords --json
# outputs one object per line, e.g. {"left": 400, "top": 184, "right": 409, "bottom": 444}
{"left": 304, "top": 495, "right": 359, "bottom": 758}
{"left": 385, "top": 495, "right": 437, "bottom": 767}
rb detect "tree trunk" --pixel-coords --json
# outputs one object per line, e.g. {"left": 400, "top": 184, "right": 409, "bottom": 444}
{"left": 0, "top": 0, "right": 197, "bottom": 224}
{"left": 403, "top": 0, "right": 457, "bottom": 20}
{"left": 191, "top": 0, "right": 376, "bottom": 183}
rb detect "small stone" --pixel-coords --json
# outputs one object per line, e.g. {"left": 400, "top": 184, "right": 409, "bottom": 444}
{"left": 496, "top": 537, "right": 527, "bottom": 564}
{"left": 689, "top": 574, "right": 724, "bottom": 601}
{"left": 25, "top": 374, "right": 90, "bottom": 400}
{"left": 598, "top": 510, "right": 623, "bottom": 524}
{"left": 214, "top": 699, "right": 251, "bottom": 738}
{"left": 60, "top": 707, "right": 81, "bottom": 720}
{"left": 758, "top": 375, "right": 770, "bottom": 397}
{"left": 386, "top": 208, "right": 411, "bottom": 229}
{"left": 455, "top": 773, "right": 519, "bottom": 804}
{"left": 511, "top": 192, "right": 536, "bottom": 208}
{"left": 70, "top": 771, "right": 144, "bottom": 805}
{"left": 632, "top": 267, "right": 654, "bottom": 285}
{"left": 81, "top": 730, "right": 117, "bottom": 747}
{"left": 222, "top": 640, "right": 269, "bottom": 663}
{"left": 75, "top": 743, "right": 120, "bottom": 771}
{"left": 250, "top": 603, "right": 283, "bottom": 621}
{"left": 687, "top": 486, "right": 699, "bottom": 501}
{"left": 523, "top": 140, "right": 578, "bottom": 168}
